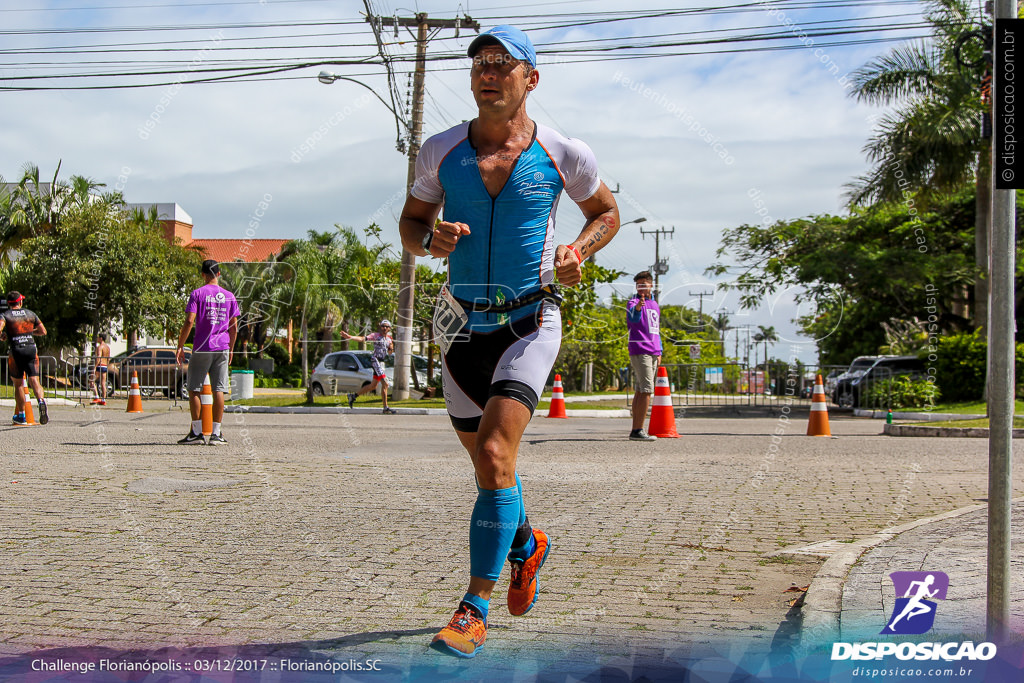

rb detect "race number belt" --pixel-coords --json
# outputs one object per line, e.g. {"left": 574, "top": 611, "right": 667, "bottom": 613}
{"left": 452, "top": 285, "right": 563, "bottom": 314}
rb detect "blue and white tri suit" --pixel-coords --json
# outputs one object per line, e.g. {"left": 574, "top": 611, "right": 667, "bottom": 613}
{"left": 412, "top": 120, "right": 602, "bottom": 431}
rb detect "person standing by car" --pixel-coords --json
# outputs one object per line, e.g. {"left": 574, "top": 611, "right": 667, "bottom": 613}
{"left": 626, "top": 271, "right": 662, "bottom": 441}
{"left": 175, "top": 260, "right": 239, "bottom": 445}
{"left": 90, "top": 334, "right": 111, "bottom": 406}
{"left": 341, "top": 319, "right": 396, "bottom": 414}
{"left": 0, "top": 291, "right": 48, "bottom": 425}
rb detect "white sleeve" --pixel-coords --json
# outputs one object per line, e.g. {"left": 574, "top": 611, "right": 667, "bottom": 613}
{"left": 562, "top": 137, "right": 602, "bottom": 203}
{"left": 410, "top": 136, "right": 445, "bottom": 204}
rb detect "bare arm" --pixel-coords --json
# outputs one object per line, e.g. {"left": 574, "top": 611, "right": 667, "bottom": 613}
{"left": 33, "top": 319, "right": 47, "bottom": 337}
{"left": 228, "top": 316, "right": 238, "bottom": 363}
{"left": 176, "top": 312, "right": 196, "bottom": 365}
{"left": 554, "top": 182, "right": 620, "bottom": 286}
{"left": 399, "top": 195, "right": 471, "bottom": 258}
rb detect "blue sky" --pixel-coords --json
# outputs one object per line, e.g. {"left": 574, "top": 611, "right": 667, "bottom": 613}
{"left": 0, "top": 0, "right": 936, "bottom": 363}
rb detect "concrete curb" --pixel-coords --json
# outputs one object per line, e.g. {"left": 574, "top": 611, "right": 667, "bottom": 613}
{"left": 883, "top": 423, "right": 1024, "bottom": 438}
{"left": 794, "top": 497, "right": 1024, "bottom": 645}
{"left": 0, "top": 398, "right": 78, "bottom": 408}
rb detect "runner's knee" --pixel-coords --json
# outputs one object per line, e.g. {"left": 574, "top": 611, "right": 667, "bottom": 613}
{"left": 473, "top": 440, "right": 516, "bottom": 488}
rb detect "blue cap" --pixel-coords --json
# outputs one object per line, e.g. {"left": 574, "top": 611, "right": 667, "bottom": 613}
{"left": 468, "top": 25, "right": 537, "bottom": 68}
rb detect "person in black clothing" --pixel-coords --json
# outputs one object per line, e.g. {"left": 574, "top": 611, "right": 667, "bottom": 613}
{"left": 0, "top": 291, "right": 48, "bottom": 425}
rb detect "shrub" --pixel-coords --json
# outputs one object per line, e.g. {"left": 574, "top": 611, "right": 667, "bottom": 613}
{"left": 265, "top": 342, "right": 290, "bottom": 367}
{"left": 864, "top": 375, "right": 939, "bottom": 410}
{"left": 932, "top": 332, "right": 986, "bottom": 403}
{"left": 931, "top": 331, "right": 1024, "bottom": 402}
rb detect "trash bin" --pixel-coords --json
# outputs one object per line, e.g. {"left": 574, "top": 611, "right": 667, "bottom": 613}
{"left": 231, "top": 370, "right": 255, "bottom": 400}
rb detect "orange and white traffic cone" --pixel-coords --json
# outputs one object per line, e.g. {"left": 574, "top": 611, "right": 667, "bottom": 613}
{"left": 126, "top": 371, "right": 144, "bottom": 414}
{"left": 647, "top": 366, "right": 679, "bottom": 438}
{"left": 22, "top": 378, "right": 37, "bottom": 426}
{"left": 200, "top": 374, "right": 213, "bottom": 435}
{"left": 807, "top": 373, "right": 832, "bottom": 437}
{"left": 546, "top": 373, "right": 568, "bottom": 418}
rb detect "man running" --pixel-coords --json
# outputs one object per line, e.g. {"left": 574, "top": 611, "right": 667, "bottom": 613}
{"left": 90, "top": 334, "right": 111, "bottom": 406}
{"left": 175, "top": 260, "right": 239, "bottom": 445}
{"left": 1, "top": 291, "right": 49, "bottom": 425}
{"left": 399, "top": 25, "right": 619, "bottom": 657}
{"left": 341, "top": 319, "right": 396, "bottom": 415}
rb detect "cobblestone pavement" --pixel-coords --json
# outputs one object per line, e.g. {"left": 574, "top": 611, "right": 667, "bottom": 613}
{"left": 0, "top": 407, "right": 1020, "bottom": 676}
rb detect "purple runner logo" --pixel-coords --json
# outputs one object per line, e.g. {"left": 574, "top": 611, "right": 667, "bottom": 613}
{"left": 881, "top": 571, "right": 949, "bottom": 635}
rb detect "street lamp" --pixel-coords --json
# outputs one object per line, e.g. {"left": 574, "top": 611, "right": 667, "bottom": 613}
{"left": 317, "top": 69, "right": 419, "bottom": 399}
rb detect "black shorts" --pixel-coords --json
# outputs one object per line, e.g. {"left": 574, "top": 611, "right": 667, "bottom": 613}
{"left": 442, "top": 301, "right": 561, "bottom": 433}
{"left": 8, "top": 349, "right": 39, "bottom": 380}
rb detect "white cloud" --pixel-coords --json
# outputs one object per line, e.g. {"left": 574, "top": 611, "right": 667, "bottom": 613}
{"left": 0, "top": 0, "right": 924, "bottom": 363}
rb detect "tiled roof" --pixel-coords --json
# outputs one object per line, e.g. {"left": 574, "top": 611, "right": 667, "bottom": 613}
{"left": 188, "top": 239, "right": 289, "bottom": 263}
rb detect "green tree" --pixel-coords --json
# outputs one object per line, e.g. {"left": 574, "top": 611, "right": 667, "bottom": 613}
{"left": 276, "top": 225, "right": 395, "bottom": 398}
{"left": 0, "top": 163, "right": 107, "bottom": 265}
{"left": 708, "top": 188, "right": 982, "bottom": 365}
{"left": 9, "top": 198, "right": 200, "bottom": 351}
{"left": 847, "top": 0, "right": 988, "bottom": 330}
{"left": 556, "top": 261, "right": 625, "bottom": 391}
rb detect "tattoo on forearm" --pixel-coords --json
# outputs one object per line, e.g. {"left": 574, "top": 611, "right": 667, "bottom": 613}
{"left": 584, "top": 213, "right": 616, "bottom": 253}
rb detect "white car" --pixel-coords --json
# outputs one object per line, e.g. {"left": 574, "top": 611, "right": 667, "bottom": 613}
{"left": 309, "top": 351, "right": 432, "bottom": 396}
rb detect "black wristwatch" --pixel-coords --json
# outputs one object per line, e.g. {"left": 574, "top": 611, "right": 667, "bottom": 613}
{"left": 421, "top": 230, "right": 434, "bottom": 253}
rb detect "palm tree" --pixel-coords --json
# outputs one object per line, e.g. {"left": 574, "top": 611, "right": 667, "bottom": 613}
{"left": 752, "top": 325, "right": 779, "bottom": 393}
{"left": 712, "top": 310, "right": 730, "bottom": 356}
{"left": 846, "top": 0, "right": 986, "bottom": 331}
{"left": 0, "top": 163, "right": 106, "bottom": 264}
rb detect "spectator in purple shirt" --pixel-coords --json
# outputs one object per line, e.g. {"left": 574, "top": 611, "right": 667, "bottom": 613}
{"left": 626, "top": 271, "right": 662, "bottom": 441}
{"left": 175, "top": 259, "right": 240, "bottom": 445}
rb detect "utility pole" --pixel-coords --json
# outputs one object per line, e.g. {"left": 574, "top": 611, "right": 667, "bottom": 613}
{"left": 988, "top": 0, "right": 1016, "bottom": 643}
{"left": 689, "top": 289, "right": 714, "bottom": 327}
{"left": 365, "top": 10, "right": 479, "bottom": 399}
{"left": 640, "top": 225, "right": 674, "bottom": 298}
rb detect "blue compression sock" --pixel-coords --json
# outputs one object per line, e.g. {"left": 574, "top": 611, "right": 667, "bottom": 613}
{"left": 515, "top": 472, "right": 526, "bottom": 526}
{"left": 469, "top": 483, "right": 522, "bottom": 580}
{"left": 508, "top": 472, "right": 536, "bottom": 561}
{"left": 461, "top": 592, "right": 490, "bottom": 622}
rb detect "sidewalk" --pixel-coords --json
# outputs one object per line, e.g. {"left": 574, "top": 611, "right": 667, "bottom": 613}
{"left": 799, "top": 499, "right": 1024, "bottom": 641}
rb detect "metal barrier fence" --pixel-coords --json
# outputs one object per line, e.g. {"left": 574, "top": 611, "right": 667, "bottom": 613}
{"left": 831, "top": 366, "right": 906, "bottom": 411}
{"left": 622, "top": 363, "right": 850, "bottom": 409}
{"left": 0, "top": 355, "right": 66, "bottom": 404}
{"left": 0, "top": 354, "right": 184, "bottom": 407}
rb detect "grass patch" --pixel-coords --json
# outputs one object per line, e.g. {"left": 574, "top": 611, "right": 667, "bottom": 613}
{"left": 924, "top": 400, "right": 1024, "bottom": 415}
{"left": 910, "top": 416, "right": 1024, "bottom": 429}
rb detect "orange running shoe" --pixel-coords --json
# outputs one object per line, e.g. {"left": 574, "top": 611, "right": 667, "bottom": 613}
{"left": 429, "top": 603, "right": 487, "bottom": 658}
{"left": 507, "top": 528, "right": 550, "bottom": 616}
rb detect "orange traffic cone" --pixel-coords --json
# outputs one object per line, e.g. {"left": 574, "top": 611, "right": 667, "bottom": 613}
{"left": 807, "top": 373, "right": 832, "bottom": 437}
{"left": 546, "top": 373, "right": 568, "bottom": 418}
{"left": 21, "top": 378, "right": 37, "bottom": 426}
{"left": 200, "top": 374, "right": 213, "bottom": 435}
{"left": 647, "top": 366, "right": 679, "bottom": 438}
{"left": 126, "top": 371, "right": 144, "bottom": 414}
